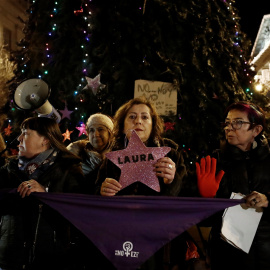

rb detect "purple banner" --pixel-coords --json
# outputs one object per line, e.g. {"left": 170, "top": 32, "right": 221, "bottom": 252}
{"left": 0, "top": 189, "right": 241, "bottom": 270}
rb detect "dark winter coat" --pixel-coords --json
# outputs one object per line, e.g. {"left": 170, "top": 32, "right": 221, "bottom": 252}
{"left": 0, "top": 151, "right": 85, "bottom": 270}
{"left": 67, "top": 139, "right": 103, "bottom": 194}
{"left": 210, "top": 137, "right": 270, "bottom": 270}
{"left": 95, "top": 138, "right": 187, "bottom": 196}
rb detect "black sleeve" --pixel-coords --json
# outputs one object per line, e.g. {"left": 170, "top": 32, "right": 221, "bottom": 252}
{"left": 160, "top": 148, "right": 187, "bottom": 196}
{"left": 94, "top": 158, "right": 121, "bottom": 195}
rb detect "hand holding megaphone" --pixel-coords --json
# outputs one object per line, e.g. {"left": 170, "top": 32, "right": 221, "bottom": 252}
{"left": 14, "top": 79, "right": 61, "bottom": 123}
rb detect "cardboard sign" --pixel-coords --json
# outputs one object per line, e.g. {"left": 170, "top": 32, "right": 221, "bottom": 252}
{"left": 134, "top": 79, "right": 177, "bottom": 116}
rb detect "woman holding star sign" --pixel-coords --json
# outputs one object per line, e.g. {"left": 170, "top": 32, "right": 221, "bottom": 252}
{"left": 92, "top": 96, "right": 188, "bottom": 270}
{"left": 95, "top": 96, "right": 187, "bottom": 197}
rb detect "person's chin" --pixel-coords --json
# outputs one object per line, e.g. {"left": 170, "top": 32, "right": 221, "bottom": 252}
{"left": 134, "top": 130, "right": 143, "bottom": 137}
{"left": 18, "top": 150, "right": 25, "bottom": 157}
{"left": 227, "top": 138, "right": 236, "bottom": 145}
{"left": 93, "top": 143, "right": 104, "bottom": 152}
{"left": 139, "top": 136, "right": 147, "bottom": 143}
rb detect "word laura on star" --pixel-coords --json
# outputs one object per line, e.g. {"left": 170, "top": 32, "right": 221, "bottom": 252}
{"left": 106, "top": 130, "right": 171, "bottom": 192}
{"left": 118, "top": 153, "right": 154, "bottom": 164}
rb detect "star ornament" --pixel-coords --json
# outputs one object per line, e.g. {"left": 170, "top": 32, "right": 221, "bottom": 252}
{"left": 164, "top": 122, "right": 175, "bottom": 132}
{"left": 59, "top": 102, "right": 73, "bottom": 120}
{"left": 105, "top": 130, "right": 171, "bottom": 192}
{"left": 76, "top": 123, "right": 87, "bottom": 137}
{"left": 10, "top": 148, "right": 18, "bottom": 155}
{"left": 62, "top": 129, "right": 73, "bottom": 142}
{"left": 83, "top": 74, "right": 106, "bottom": 95}
{"left": 4, "top": 124, "right": 12, "bottom": 136}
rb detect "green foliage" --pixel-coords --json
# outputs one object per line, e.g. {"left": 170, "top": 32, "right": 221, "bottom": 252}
{"left": 6, "top": 0, "right": 270, "bottom": 163}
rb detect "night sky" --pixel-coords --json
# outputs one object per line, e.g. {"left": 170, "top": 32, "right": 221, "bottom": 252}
{"left": 236, "top": 0, "right": 270, "bottom": 44}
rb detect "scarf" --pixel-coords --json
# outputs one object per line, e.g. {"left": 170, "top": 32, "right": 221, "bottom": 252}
{"left": 18, "top": 148, "right": 59, "bottom": 180}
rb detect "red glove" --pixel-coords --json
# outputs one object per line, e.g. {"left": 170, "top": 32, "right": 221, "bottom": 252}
{"left": 196, "top": 155, "right": 225, "bottom": 198}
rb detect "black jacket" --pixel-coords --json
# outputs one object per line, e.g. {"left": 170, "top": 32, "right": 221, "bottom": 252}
{"left": 210, "top": 137, "right": 270, "bottom": 270}
{"left": 0, "top": 151, "right": 85, "bottom": 270}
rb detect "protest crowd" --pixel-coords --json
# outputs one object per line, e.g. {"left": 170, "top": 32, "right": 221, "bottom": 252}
{"left": 0, "top": 97, "right": 269, "bottom": 270}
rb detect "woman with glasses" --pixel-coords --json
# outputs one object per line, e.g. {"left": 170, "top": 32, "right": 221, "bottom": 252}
{"left": 197, "top": 101, "right": 270, "bottom": 270}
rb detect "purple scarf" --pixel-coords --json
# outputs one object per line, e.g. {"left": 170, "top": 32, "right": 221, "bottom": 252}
{"left": 1, "top": 189, "right": 241, "bottom": 270}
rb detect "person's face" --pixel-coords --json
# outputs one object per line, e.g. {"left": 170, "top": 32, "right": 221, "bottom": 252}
{"left": 17, "top": 128, "right": 49, "bottom": 159}
{"left": 124, "top": 104, "right": 153, "bottom": 143}
{"left": 88, "top": 124, "right": 110, "bottom": 153}
{"left": 224, "top": 109, "right": 262, "bottom": 151}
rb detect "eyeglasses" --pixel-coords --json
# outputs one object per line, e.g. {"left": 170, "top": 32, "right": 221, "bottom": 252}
{"left": 221, "top": 120, "right": 253, "bottom": 130}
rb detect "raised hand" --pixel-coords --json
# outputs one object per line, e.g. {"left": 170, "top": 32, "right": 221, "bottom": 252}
{"left": 196, "top": 155, "right": 224, "bottom": 198}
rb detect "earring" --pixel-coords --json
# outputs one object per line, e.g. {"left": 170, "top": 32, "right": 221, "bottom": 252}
{"left": 252, "top": 140, "right": 257, "bottom": 149}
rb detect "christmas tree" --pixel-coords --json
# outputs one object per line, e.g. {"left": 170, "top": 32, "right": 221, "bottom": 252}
{"left": 0, "top": 46, "right": 17, "bottom": 156}
{"left": 5, "top": 0, "right": 270, "bottom": 166}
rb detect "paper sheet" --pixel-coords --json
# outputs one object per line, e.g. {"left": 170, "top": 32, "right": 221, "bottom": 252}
{"left": 221, "top": 192, "right": 263, "bottom": 253}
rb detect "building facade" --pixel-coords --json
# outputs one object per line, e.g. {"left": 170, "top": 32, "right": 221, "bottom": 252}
{"left": 0, "top": 0, "right": 29, "bottom": 51}
{"left": 250, "top": 14, "right": 270, "bottom": 93}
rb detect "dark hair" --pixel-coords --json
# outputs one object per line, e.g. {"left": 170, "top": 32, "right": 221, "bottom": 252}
{"left": 20, "top": 117, "right": 69, "bottom": 153}
{"left": 113, "top": 96, "right": 164, "bottom": 143}
{"left": 225, "top": 101, "right": 265, "bottom": 131}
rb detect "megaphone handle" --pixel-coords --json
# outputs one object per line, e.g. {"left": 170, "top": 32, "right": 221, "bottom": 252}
{"left": 38, "top": 107, "right": 61, "bottom": 123}
{"left": 50, "top": 107, "right": 61, "bottom": 123}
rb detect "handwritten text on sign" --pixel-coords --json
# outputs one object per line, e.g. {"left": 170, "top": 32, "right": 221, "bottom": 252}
{"left": 134, "top": 80, "right": 177, "bottom": 116}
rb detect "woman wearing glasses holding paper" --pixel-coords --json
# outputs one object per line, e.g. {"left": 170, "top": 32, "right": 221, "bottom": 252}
{"left": 196, "top": 101, "right": 270, "bottom": 270}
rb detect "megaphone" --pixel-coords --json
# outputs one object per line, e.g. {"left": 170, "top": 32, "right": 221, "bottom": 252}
{"left": 14, "top": 78, "right": 61, "bottom": 123}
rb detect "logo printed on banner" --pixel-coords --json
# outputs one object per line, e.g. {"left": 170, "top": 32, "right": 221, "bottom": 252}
{"left": 115, "top": 241, "right": 139, "bottom": 258}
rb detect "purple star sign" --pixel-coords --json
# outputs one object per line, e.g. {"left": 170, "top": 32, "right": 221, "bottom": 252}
{"left": 106, "top": 130, "right": 171, "bottom": 192}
